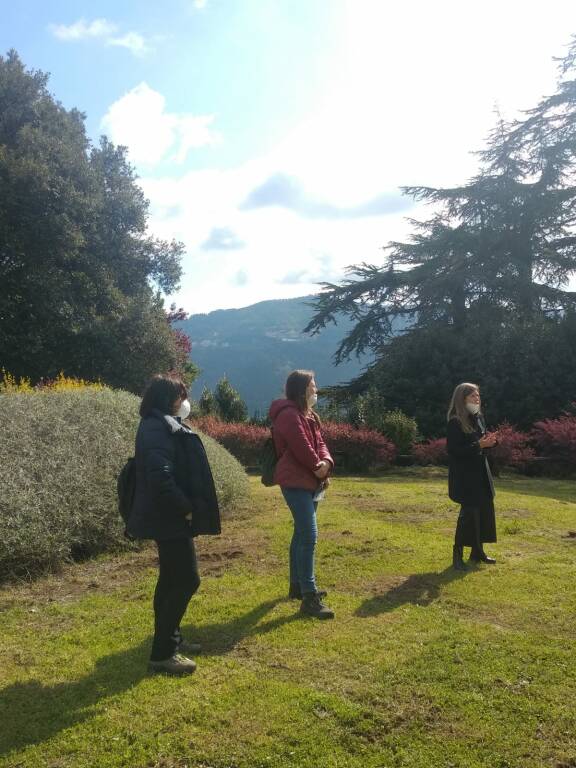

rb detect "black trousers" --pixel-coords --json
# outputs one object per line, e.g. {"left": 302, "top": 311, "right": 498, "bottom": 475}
{"left": 151, "top": 537, "right": 200, "bottom": 661}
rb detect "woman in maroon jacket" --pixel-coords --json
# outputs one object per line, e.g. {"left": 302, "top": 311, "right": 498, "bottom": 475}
{"left": 269, "top": 370, "right": 335, "bottom": 619}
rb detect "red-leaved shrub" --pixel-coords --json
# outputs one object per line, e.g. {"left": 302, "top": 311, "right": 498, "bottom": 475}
{"left": 192, "top": 416, "right": 268, "bottom": 466}
{"left": 531, "top": 410, "right": 576, "bottom": 468}
{"left": 491, "top": 422, "right": 535, "bottom": 468}
{"left": 194, "top": 417, "right": 394, "bottom": 473}
{"left": 321, "top": 421, "right": 395, "bottom": 472}
{"left": 413, "top": 438, "right": 448, "bottom": 466}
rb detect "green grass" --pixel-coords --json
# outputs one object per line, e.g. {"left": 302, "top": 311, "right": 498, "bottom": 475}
{"left": 1, "top": 470, "right": 575, "bottom": 768}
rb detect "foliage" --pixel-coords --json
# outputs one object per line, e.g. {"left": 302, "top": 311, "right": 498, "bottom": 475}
{"left": 0, "top": 370, "right": 106, "bottom": 393}
{"left": 413, "top": 437, "right": 448, "bottom": 466}
{"left": 193, "top": 416, "right": 269, "bottom": 466}
{"left": 532, "top": 409, "right": 576, "bottom": 468}
{"left": 378, "top": 409, "right": 419, "bottom": 455}
{"left": 321, "top": 421, "right": 396, "bottom": 473}
{"left": 214, "top": 376, "right": 249, "bottom": 422}
{"left": 199, "top": 386, "right": 218, "bottom": 416}
{"left": 0, "top": 51, "right": 194, "bottom": 393}
{"left": 350, "top": 314, "right": 576, "bottom": 437}
{"left": 490, "top": 422, "right": 535, "bottom": 468}
{"left": 0, "top": 388, "right": 249, "bottom": 580}
{"left": 197, "top": 378, "right": 249, "bottom": 422}
{"left": 306, "top": 41, "right": 576, "bottom": 434}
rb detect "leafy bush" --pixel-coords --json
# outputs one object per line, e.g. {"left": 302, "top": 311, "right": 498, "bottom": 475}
{"left": 0, "top": 389, "right": 249, "bottom": 581}
{"left": 413, "top": 438, "right": 448, "bottom": 466}
{"left": 531, "top": 410, "right": 576, "bottom": 469}
{"left": 491, "top": 422, "right": 535, "bottom": 468}
{"left": 193, "top": 416, "right": 269, "bottom": 467}
{"left": 321, "top": 422, "right": 396, "bottom": 473}
{"left": 0, "top": 370, "right": 106, "bottom": 393}
{"left": 378, "top": 409, "right": 419, "bottom": 455}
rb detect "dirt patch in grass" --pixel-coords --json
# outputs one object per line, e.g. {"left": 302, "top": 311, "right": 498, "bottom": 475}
{"left": 0, "top": 521, "right": 273, "bottom": 610}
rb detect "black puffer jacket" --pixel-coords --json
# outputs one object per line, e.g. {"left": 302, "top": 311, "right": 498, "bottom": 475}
{"left": 127, "top": 409, "right": 221, "bottom": 540}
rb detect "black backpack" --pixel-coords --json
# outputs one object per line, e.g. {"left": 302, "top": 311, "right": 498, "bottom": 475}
{"left": 260, "top": 430, "right": 278, "bottom": 487}
{"left": 117, "top": 457, "right": 136, "bottom": 538}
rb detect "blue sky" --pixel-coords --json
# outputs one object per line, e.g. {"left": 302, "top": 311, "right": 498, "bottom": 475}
{"left": 2, "top": 1, "right": 576, "bottom": 313}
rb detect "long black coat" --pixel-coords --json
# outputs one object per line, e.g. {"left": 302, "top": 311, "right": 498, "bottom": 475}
{"left": 447, "top": 415, "right": 495, "bottom": 505}
{"left": 127, "top": 409, "right": 221, "bottom": 540}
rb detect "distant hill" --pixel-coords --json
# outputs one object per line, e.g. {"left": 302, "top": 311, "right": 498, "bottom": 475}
{"left": 177, "top": 296, "right": 371, "bottom": 415}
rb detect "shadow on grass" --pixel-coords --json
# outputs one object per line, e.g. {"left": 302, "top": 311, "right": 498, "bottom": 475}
{"left": 0, "top": 597, "right": 293, "bottom": 758}
{"left": 355, "top": 567, "right": 467, "bottom": 617}
{"left": 187, "top": 596, "right": 299, "bottom": 654}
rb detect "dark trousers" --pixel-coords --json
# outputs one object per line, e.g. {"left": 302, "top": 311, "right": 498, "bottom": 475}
{"left": 151, "top": 537, "right": 200, "bottom": 661}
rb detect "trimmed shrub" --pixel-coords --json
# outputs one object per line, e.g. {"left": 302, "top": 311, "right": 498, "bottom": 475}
{"left": 531, "top": 410, "right": 576, "bottom": 470}
{"left": 491, "top": 422, "right": 535, "bottom": 468}
{"left": 321, "top": 422, "right": 396, "bottom": 473}
{"left": 413, "top": 438, "right": 448, "bottom": 466}
{"left": 0, "top": 388, "right": 249, "bottom": 581}
{"left": 193, "top": 416, "right": 269, "bottom": 467}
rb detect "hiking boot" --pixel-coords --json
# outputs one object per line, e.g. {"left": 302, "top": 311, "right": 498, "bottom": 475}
{"left": 288, "top": 583, "right": 327, "bottom": 600}
{"left": 452, "top": 545, "right": 468, "bottom": 571}
{"left": 148, "top": 653, "right": 197, "bottom": 675}
{"left": 300, "top": 591, "right": 334, "bottom": 619}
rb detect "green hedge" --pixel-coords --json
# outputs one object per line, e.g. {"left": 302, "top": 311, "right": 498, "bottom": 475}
{"left": 0, "top": 389, "right": 249, "bottom": 581}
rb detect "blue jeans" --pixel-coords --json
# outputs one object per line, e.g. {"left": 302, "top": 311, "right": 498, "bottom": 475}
{"left": 281, "top": 487, "right": 318, "bottom": 594}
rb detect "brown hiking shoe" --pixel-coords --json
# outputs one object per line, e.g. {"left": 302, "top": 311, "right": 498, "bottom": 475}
{"left": 148, "top": 653, "right": 197, "bottom": 675}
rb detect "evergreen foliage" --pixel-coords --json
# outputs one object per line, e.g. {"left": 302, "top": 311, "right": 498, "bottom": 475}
{"left": 0, "top": 387, "right": 249, "bottom": 580}
{"left": 0, "top": 51, "right": 192, "bottom": 392}
{"left": 307, "top": 40, "right": 576, "bottom": 433}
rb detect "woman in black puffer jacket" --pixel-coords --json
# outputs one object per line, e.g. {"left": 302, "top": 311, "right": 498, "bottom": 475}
{"left": 128, "top": 373, "right": 220, "bottom": 675}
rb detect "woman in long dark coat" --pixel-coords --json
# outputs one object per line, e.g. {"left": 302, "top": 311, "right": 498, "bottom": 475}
{"left": 447, "top": 382, "right": 498, "bottom": 571}
{"left": 128, "top": 374, "right": 221, "bottom": 675}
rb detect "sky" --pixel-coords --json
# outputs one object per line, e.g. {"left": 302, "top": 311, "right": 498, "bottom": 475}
{"left": 2, "top": 0, "right": 576, "bottom": 314}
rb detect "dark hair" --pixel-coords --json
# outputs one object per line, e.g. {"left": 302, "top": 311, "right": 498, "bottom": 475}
{"left": 139, "top": 374, "right": 187, "bottom": 418}
{"left": 285, "top": 369, "right": 315, "bottom": 414}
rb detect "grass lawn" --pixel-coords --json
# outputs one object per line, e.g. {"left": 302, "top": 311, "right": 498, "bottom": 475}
{"left": 1, "top": 470, "right": 575, "bottom": 768}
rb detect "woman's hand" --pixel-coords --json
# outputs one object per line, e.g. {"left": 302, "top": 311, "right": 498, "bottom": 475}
{"left": 314, "top": 461, "right": 330, "bottom": 479}
{"left": 479, "top": 432, "right": 498, "bottom": 449}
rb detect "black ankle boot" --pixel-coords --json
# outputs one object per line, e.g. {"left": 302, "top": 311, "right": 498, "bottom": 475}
{"left": 452, "top": 544, "right": 467, "bottom": 571}
{"left": 470, "top": 547, "right": 496, "bottom": 564}
{"left": 300, "top": 591, "right": 334, "bottom": 619}
{"left": 288, "top": 583, "right": 327, "bottom": 600}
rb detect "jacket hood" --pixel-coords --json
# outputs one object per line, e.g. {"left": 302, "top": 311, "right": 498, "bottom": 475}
{"left": 269, "top": 398, "right": 300, "bottom": 422}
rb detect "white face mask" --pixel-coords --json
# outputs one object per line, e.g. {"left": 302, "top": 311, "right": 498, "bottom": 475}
{"left": 176, "top": 399, "right": 191, "bottom": 420}
{"left": 307, "top": 393, "right": 318, "bottom": 408}
{"left": 466, "top": 402, "right": 480, "bottom": 415}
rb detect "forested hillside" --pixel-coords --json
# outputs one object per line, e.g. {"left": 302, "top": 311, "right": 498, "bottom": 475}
{"left": 178, "top": 297, "right": 371, "bottom": 415}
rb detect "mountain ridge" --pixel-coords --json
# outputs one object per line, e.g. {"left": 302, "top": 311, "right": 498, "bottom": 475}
{"left": 177, "top": 295, "right": 370, "bottom": 415}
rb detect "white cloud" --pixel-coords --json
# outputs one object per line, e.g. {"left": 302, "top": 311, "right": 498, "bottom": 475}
{"left": 49, "top": 18, "right": 151, "bottom": 56}
{"left": 108, "top": 0, "right": 576, "bottom": 313}
{"left": 193, "top": 0, "right": 208, "bottom": 8}
{"left": 108, "top": 32, "right": 149, "bottom": 57}
{"left": 49, "top": 18, "right": 117, "bottom": 41}
{"left": 101, "top": 83, "right": 219, "bottom": 166}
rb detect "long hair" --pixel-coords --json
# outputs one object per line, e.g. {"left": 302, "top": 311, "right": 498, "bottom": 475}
{"left": 447, "top": 382, "right": 479, "bottom": 434}
{"left": 140, "top": 373, "right": 187, "bottom": 418}
{"left": 284, "top": 369, "right": 320, "bottom": 423}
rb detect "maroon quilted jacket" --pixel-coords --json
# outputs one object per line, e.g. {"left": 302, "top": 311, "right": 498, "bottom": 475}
{"left": 269, "top": 399, "right": 334, "bottom": 491}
